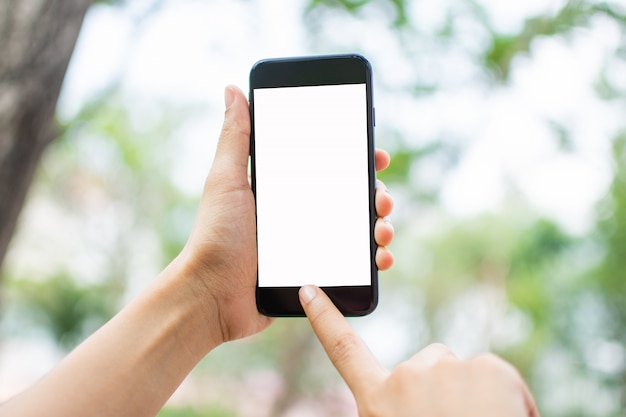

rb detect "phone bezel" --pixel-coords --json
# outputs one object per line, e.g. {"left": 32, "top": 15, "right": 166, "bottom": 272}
{"left": 250, "top": 54, "right": 378, "bottom": 317}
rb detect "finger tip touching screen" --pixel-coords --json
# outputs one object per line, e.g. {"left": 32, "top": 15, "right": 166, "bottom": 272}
{"left": 250, "top": 54, "right": 377, "bottom": 317}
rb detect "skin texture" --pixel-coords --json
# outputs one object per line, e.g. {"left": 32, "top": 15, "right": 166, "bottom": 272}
{"left": 0, "top": 85, "right": 395, "bottom": 416}
{"left": 299, "top": 285, "right": 541, "bottom": 417}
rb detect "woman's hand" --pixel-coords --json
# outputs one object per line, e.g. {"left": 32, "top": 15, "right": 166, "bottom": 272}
{"left": 178, "top": 85, "right": 395, "bottom": 344}
{"left": 300, "top": 285, "right": 541, "bottom": 417}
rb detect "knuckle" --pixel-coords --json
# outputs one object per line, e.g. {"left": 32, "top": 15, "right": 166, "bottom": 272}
{"left": 471, "top": 353, "right": 522, "bottom": 384}
{"left": 393, "top": 361, "right": 420, "bottom": 383}
{"left": 326, "top": 331, "right": 361, "bottom": 367}
{"left": 426, "top": 342, "right": 455, "bottom": 356}
{"left": 474, "top": 352, "right": 511, "bottom": 371}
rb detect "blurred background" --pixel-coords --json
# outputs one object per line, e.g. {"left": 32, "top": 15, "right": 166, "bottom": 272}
{"left": 1, "top": 0, "right": 626, "bottom": 415}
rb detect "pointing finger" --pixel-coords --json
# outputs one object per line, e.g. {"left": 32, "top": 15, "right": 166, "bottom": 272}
{"left": 299, "top": 285, "right": 388, "bottom": 396}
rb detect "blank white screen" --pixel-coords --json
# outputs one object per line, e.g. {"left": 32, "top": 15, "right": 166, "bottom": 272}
{"left": 254, "top": 84, "right": 372, "bottom": 287}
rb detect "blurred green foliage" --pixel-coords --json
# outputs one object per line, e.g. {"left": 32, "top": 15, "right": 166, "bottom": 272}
{"left": 595, "top": 132, "right": 626, "bottom": 398}
{"left": 483, "top": 2, "right": 623, "bottom": 80}
{"left": 308, "top": 0, "right": 410, "bottom": 26}
{"left": 157, "top": 405, "right": 235, "bottom": 417}
{"left": 2, "top": 0, "right": 626, "bottom": 415}
{"left": 11, "top": 272, "right": 118, "bottom": 349}
{"left": 59, "top": 91, "right": 198, "bottom": 262}
{"left": 4, "top": 90, "right": 198, "bottom": 350}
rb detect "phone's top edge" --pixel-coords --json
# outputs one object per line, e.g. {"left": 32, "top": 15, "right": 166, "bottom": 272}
{"left": 250, "top": 53, "right": 371, "bottom": 76}
{"left": 249, "top": 54, "right": 373, "bottom": 90}
{"left": 252, "top": 53, "right": 368, "bottom": 66}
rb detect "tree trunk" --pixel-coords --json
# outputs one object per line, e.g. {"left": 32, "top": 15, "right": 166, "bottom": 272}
{"left": 0, "top": 0, "right": 93, "bottom": 273}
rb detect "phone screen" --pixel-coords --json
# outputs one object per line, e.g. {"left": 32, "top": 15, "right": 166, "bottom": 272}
{"left": 254, "top": 83, "right": 371, "bottom": 287}
{"left": 250, "top": 54, "right": 377, "bottom": 316}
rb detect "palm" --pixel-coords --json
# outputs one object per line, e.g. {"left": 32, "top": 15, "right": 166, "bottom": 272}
{"left": 189, "top": 165, "right": 273, "bottom": 342}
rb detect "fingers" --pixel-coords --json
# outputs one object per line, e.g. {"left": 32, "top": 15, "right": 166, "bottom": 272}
{"left": 374, "top": 179, "right": 394, "bottom": 270}
{"left": 299, "top": 285, "right": 388, "bottom": 396}
{"left": 374, "top": 180, "right": 393, "bottom": 248}
{"left": 375, "top": 246, "right": 394, "bottom": 271}
{"left": 522, "top": 381, "right": 542, "bottom": 417}
{"left": 375, "top": 217, "right": 393, "bottom": 247}
{"left": 210, "top": 85, "right": 251, "bottom": 182}
{"left": 472, "top": 354, "right": 541, "bottom": 417}
{"left": 375, "top": 180, "right": 393, "bottom": 217}
{"left": 409, "top": 343, "right": 458, "bottom": 368}
{"left": 375, "top": 148, "right": 390, "bottom": 172}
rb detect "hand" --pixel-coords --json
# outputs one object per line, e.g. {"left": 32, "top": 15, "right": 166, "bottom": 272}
{"left": 300, "top": 286, "right": 540, "bottom": 417}
{"left": 178, "top": 85, "right": 395, "bottom": 344}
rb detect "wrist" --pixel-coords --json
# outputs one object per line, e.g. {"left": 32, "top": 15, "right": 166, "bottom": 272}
{"left": 154, "top": 249, "right": 226, "bottom": 353}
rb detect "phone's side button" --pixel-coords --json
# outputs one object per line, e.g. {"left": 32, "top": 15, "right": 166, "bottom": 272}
{"left": 373, "top": 107, "right": 376, "bottom": 126}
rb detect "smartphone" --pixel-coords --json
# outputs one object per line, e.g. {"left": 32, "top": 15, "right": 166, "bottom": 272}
{"left": 250, "top": 54, "right": 377, "bottom": 317}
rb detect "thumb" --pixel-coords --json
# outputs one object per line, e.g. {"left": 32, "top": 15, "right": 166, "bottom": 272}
{"left": 300, "top": 286, "right": 388, "bottom": 397}
{"left": 210, "top": 85, "right": 251, "bottom": 181}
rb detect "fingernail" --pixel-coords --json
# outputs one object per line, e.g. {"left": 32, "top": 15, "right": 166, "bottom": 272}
{"left": 224, "top": 86, "right": 235, "bottom": 109}
{"left": 300, "top": 285, "right": 317, "bottom": 304}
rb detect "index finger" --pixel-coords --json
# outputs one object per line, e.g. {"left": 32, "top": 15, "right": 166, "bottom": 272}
{"left": 299, "top": 285, "right": 388, "bottom": 396}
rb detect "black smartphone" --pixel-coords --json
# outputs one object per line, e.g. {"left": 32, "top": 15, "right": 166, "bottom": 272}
{"left": 250, "top": 54, "right": 377, "bottom": 317}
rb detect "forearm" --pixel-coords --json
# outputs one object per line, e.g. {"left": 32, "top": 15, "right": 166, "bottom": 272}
{"left": 0, "top": 256, "right": 221, "bottom": 417}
